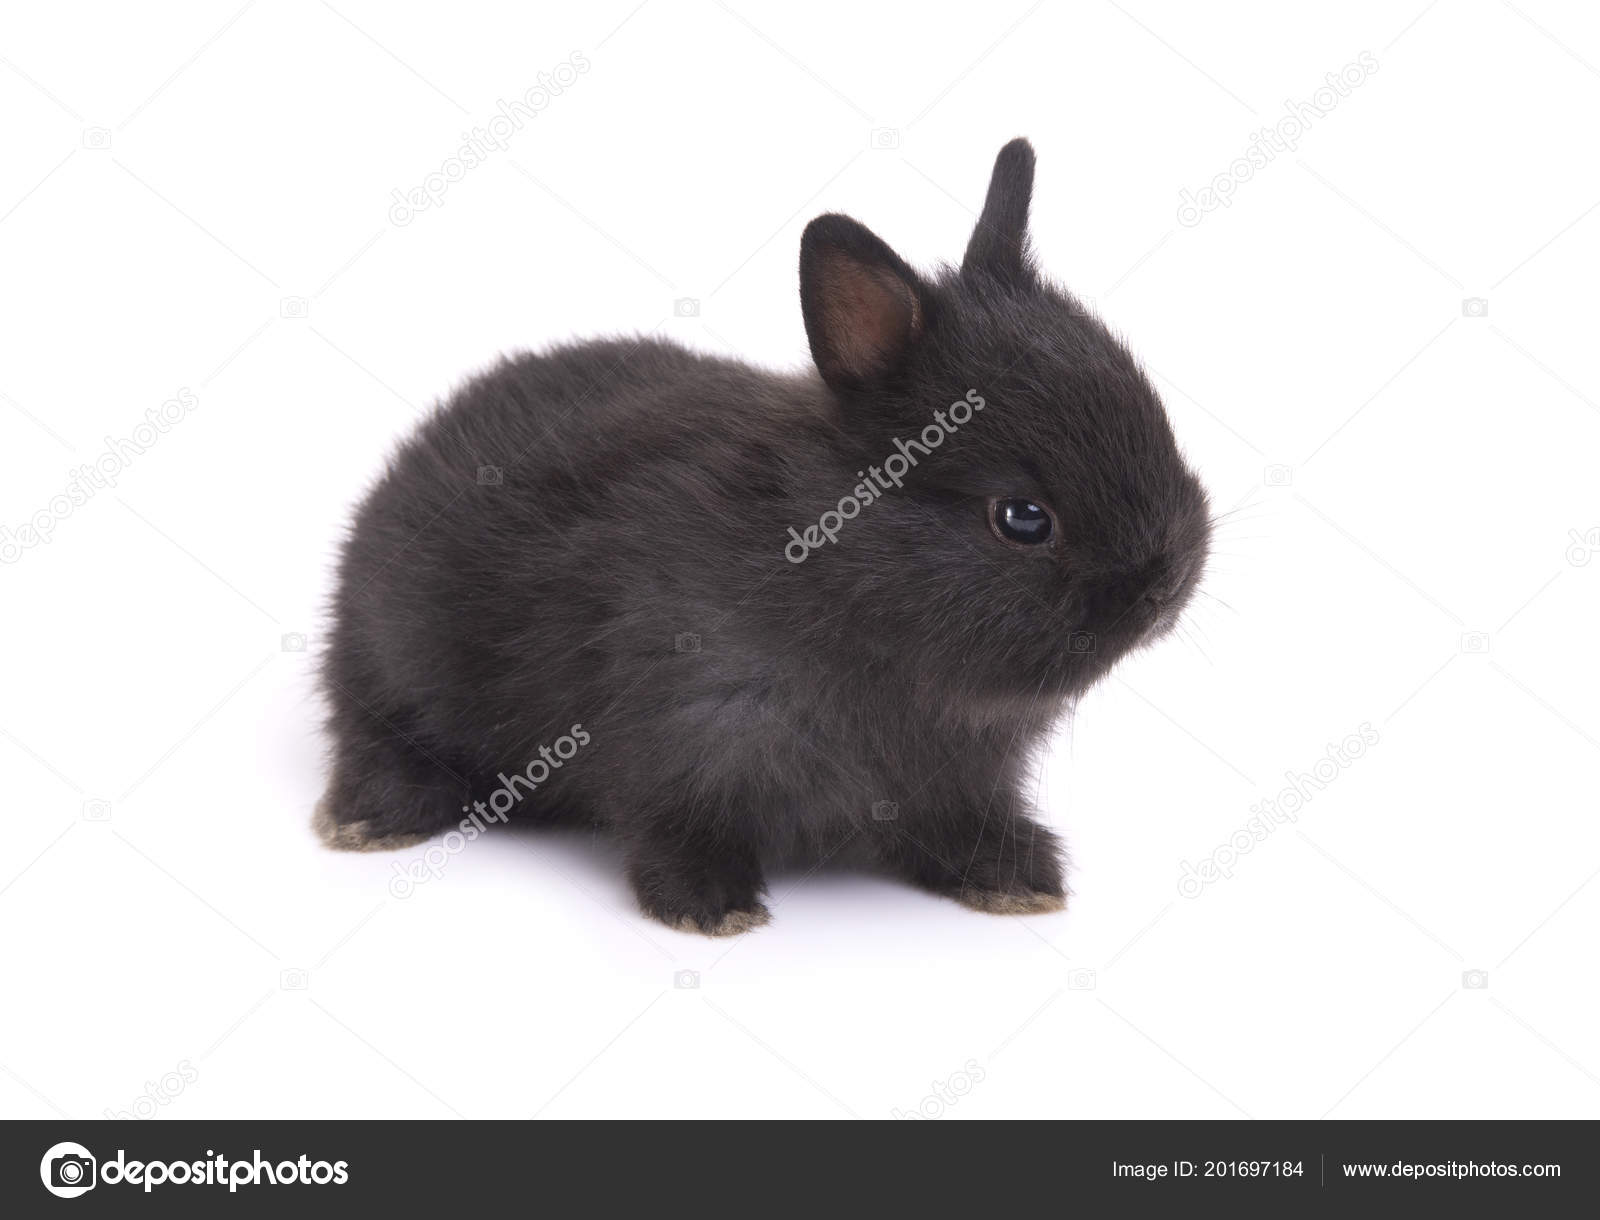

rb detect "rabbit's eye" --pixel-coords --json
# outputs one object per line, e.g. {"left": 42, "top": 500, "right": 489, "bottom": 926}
{"left": 990, "top": 498, "right": 1054, "bottom": 546}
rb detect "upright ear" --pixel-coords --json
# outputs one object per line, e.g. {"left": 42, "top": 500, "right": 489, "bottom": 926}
{"left": 799, "top": 214, "right": 926, "bottom": 390}
{"left": 962, "top": 137, "right": 1036, "bottom": 283}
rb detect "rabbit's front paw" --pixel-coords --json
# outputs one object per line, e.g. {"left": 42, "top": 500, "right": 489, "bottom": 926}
{"left": 955, "top": 885, "right": 1066, "bottom": 915}
{"left": 887, "top": 812, "right": 1067, "bottom": 916}
{"left": 627, "top": 836, "right": 770, "bottom": 937}
{"left": 661, "top": 903, "right": 773, "bottom": 937}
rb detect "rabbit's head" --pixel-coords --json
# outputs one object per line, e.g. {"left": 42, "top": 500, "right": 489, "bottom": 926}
{"left": 796, "top": 139, "right": 1209, "bottom": 700}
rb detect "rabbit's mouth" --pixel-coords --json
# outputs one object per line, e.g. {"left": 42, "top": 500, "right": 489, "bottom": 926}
{"left": 1142, "top": 601, "right": 1185, "bottom": 642}
{"left": 1128, "top": 587, "right": 1197, "bottom": 645}
{"left": 1056, "top": 587, "right": 1191, "bottom": 681}
{"left": 1081, "top": 586, "right": 1178, "bottom": 645}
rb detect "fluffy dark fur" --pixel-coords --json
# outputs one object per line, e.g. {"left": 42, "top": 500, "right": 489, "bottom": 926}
{"left": 319, "top": 139, "right": 1210, "bottom": 935}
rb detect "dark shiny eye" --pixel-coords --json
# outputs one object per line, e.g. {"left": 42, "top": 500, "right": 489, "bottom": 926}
{"left": 990, "top": 498, "right": 1054, "bottom": 546}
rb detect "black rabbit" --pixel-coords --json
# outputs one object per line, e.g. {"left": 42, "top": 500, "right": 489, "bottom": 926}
{"left": 317, "top": 138, "right": 1211, "bottom": 935}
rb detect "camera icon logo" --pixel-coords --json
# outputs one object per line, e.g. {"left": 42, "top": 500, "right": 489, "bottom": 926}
{"left": 476, "top": 465, "right": 503, "bottom": 486}
{"left": 1459, "top": 631, "right": 1491, "bottom": 654}
{"left": 1067, "top": 631, "right": 1097, "bottom": 654}
{"left": 280, "top": 632, "right": 307, "bottom": 652}
{"left": 673, "top": 298, "right": 700, "bottom": 318}
{"left": 674, "top": 969, "right": 700, "bottom": 989}
{"left": 81, "top": 799, "right": 112, "bottom": 822}
{"left": 674, "top": 632, "right": 701, "bottom": 654}
{"left": 871, "top": 800, "right": 899, "bottom": 822}
{"left": 1566, "top": 527, "right": 1599, "bottom": 567}
{"left": 1461, "top": 297, "right": 1489, "bottom": 318}
{"left": 279, "top": 968, "right": 309, "bottom": 990}
{"left": 279, "top": 296, "right": 309, "bottom": 319}
{"left": 870, "top": 127, "right": 902, "bottom": 150}
{"left": 1462, "top": 969, "right": 1489, "bottom": 990}
{"left": 41, "top": 1142, "right": 97, "bottom": 1198}
{"left": 82, "top": 127, "right": 111, "bottom": 150}
{"left": 1263, "top": 464, "right": 1294, "bottom": 487}
{"left": 1067, "top": 968, "right": 1097, "bottom": 991}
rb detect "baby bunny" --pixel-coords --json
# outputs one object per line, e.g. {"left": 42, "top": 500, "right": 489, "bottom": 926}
{"left": 318, "top": 138, "right": 1210, "bottom": 935}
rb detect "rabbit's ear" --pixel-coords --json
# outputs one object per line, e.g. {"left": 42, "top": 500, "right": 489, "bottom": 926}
{"left": 962, "top": 138, "right": 1035, "bottom": 283}
{"left": 800, "top": 214, "right": 926, "bottom": 389}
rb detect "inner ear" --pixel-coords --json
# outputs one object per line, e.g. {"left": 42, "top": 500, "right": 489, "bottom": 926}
{"left": 800, "top": 214, "right": 925, "bottom": 389}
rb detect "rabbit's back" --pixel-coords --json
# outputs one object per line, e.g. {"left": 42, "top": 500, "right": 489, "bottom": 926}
{"left": 326, "top": 337, "right": 834, "bottom": 775}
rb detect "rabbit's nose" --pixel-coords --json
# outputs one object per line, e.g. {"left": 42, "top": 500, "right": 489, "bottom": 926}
{"left": 1088, "top": 566, "right": 1177, "bottom": 633}
{"left": 1086, "top": 583, "right": 1153, "bottom": 631}
{"left": 1137, "top": 559, "right": 1187, "bottom": 607}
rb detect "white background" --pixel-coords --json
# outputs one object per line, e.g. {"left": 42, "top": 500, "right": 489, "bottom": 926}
{"left": 2, "top": 0, "right": 1597, "bottom": 1121}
